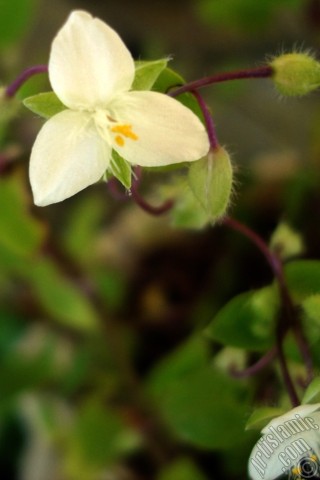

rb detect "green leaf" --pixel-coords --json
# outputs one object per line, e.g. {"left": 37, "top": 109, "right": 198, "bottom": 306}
{"left": 188, "top": 147, "right": 233, "bottom": 222}
{"left": 302, "top": 377, "right": 320, "bottom": 404}
{"left": 245, "top": 407, "right": 286, "bottom": 431}
{"left": 0, "top": 174, "right": 45, "bottom": 269}
{"left": 72, "top": 401, "right": 125, "bottom": 466}
{"left": 132, "top": 59, "right": 168, "bottom": 91}
{"left": 23, "top": 92, "right": 67, "bottom": 119}
{"left": 25, "top": 259, "right": 100, "bottom": 332}
{"left": 148, "top": 338, "right": 248, "bottom": 449}
{"left": 153, "top": 366, "right": 248, "bottom": 449}
{"left": 157, "top": 458, "right": 207, "bottom": 480}
{"left": 284, "top": 260, "right": 320, "bottom": 302}
{"left": 303, "top": 294, "right": 320, "bottom": 328}
{"left": 205, "top": 287, "right": 278, "bottom": 351}
{"left": 148, "top": 336, "right": 210, "bottom": 397}
{"left": 110, "top": 151, "right": 132, "bottom": 189}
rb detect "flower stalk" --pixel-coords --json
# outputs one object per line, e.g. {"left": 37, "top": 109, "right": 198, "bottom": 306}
{"left": 5, "top": 65, "right": 48, "bottom": 98}
{"left": 170, "top": 65, "right": 273, "bottom": 98}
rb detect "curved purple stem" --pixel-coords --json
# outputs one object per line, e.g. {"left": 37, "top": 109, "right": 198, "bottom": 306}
{"left": 223, "top": 216, "right": 301, "bottom": 407}
{"left": 131, "top": 185, "right": 174, "bottom": 215}
{"left": 191, "top": 90, "right": 219, "bottom": 151}
{"left": 5, "top": 65, "right": 48, "bottom": 98}
{"left": 231, "top": 347, "right": 277, "bottom": 378}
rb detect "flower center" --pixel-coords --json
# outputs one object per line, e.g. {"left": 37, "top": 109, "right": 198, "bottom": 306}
{"left": 111, "top": 124, "right": 138, "bottom": 147}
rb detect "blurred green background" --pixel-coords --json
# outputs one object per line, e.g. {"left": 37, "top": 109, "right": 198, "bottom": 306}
{"left": 1, "top": 0, "right": 320, "bottom": 479}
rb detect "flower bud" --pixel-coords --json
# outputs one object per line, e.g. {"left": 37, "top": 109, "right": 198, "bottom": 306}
{"left": 188, "top": 146, "right": 233, "bottom": 223}
{"left": 271, "top": 52, "right": 320, "bottom": 96}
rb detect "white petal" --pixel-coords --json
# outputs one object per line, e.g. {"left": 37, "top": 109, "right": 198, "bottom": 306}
{"left": 30, "top": 110, "right": 111, "bottom": 206}
{"left": 108, "top": 91, "right": 210, "bottom": 167}
{"left": 49, "top": 11, "right": 135, "bottom": 109}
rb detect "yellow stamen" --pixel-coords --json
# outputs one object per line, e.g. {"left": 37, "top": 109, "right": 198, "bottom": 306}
{"left": 115, "top": 135, "right": 125, "bottom": 147}
{"left": 111, "top": 124, "right": 138, "bottom": 141}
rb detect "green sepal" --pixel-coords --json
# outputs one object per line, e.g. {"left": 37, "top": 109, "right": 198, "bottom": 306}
{"left": 23, "top": 91, "right": 67, "bottom": 119}
{"left": 152, "top": 67, "right": 203, "bottom": 120}
{"left": 170, "top": 180, "right": 210, "bottom": 229}
{"left": 109, "top": 151, "right": 132, "bottom": 189}
{"left": 152, "top": 67, "right": 184, "bottom": 93}
{"left": 188, "top": 147, "right": 233, "bottom": 223}
{"left": 132, "top": 59, "right": 168, "bottom": 91}
{"left": 245, "top": 407, "right": 286, "bottom": 431}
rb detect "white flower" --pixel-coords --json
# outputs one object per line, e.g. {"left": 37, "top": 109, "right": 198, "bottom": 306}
{"left": 248, "top": 404, "right": 320, "bottom": 480}
{"left": 29, "top": 10, "right": 209, "bottom": 206}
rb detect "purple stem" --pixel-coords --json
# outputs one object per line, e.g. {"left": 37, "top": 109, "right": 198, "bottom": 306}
{"left": 131, "top": 185, "right": 174, "bottom": 216}
{"left": 231, "top": 347, "right": 277, "bottom": 378}
{"left": 191, "top": 90, "right": 219, "bottom": 150}
{"left": 130, "top": 166, "right": 174, "bottom": 215}
{"left": 169, "top": 66, "right": 273, "bottom": 98}
{"left": 223, "top": 216, "right": 301, "bottom": 407}
{"left": 5, "top": 65, "right": 48, "bottom": 98}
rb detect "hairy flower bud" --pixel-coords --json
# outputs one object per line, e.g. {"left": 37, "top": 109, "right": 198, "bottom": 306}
{"left": 271, "top": 52, "right": 320, "bottom": 96}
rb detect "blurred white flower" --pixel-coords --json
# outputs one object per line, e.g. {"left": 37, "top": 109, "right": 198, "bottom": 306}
{"left": 29, "top": 10, "right": 209, "bottom": 206}
{"left": 248, "top": 404, "right": 320, "bottom": 480}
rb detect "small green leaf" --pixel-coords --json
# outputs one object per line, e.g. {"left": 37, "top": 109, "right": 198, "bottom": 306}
{"left": 302, "top": 377, "right": 320, "bottom": 404}
{"left": 110, "top": 151, "right": 132, "bottom": 189}
{"left": 245, "top": 407, "right": 286, "bottom": 431}
{"left": 205, "top": 287, "right": 278, "bottom": 351}
{"left": 23, "top": 92, "right": 66, "bottom": 119}
{"left": 25, "top": 259, "right": 100, "bottom": 332}
{"left": 284, "top": 260, "right": 320, "bottom": 301}
{"left": 188, "top": 147, "right": 233, "bottom": 223}
{"left": 132, "top": 59, "right": 168, "bottom": 91}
